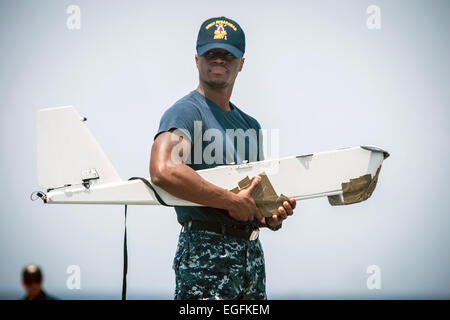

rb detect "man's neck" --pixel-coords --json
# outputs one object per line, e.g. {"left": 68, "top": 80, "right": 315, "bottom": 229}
{"left": 196, "top": 83, "right": 234, "bottom": 111}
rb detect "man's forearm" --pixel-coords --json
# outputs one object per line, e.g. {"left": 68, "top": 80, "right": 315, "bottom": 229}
{"left": 151, "top": 163, "right": 236, "bottom": 210}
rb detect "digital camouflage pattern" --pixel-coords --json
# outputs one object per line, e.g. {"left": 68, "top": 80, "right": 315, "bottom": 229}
{"left": 173, "top": 229, "right": 267, "bottom": 300}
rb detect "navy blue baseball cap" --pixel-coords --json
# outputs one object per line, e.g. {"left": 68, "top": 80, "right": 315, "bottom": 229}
{"left": 196, "top": 17, "right": 245, "bottom": 58}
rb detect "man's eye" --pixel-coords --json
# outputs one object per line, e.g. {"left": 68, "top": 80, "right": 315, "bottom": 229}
{"left": 205, "top": 51, "right": 233, "bottom": 58}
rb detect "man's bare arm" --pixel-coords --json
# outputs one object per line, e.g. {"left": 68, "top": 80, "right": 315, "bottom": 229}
{"left": 149, "top": 130, "right": 264, "bottom": 223}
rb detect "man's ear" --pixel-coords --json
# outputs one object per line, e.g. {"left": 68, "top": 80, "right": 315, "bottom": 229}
{"left": 239, "top": 57, "right": 245, "bottom": 72}
{"left": 195, "top": 54, "right": 199, "bottom": 69}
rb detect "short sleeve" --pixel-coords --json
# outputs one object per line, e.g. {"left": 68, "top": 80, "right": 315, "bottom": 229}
{"left": 154, "top": 102, "right": 202, "bottom": 143}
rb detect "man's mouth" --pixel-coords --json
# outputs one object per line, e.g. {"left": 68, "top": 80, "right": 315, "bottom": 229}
{"left": 210, "top": 66, "right": 227, "bottom": 75}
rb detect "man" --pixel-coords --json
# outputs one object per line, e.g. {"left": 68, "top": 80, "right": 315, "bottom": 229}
{"left": 150, "top": 16, "right": 296, "bottom": 300}
{"left": 22, "top": 264, "right": 56, "bottom": 300}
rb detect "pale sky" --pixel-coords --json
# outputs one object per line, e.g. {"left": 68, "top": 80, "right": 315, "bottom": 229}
{"left": 0, "top": 0, "right": 449, "bottom": 299}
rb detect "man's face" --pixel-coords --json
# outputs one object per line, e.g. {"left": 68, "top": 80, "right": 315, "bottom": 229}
{"left": 196, "top": 48, "right": 245, "bottom": 88}
{"left": 23, "top": 280, "right": 42, "bottom": 299}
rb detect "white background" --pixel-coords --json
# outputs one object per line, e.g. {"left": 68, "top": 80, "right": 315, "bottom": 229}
{"left": 0, "top": 0, "right": 449, "bottom": 299}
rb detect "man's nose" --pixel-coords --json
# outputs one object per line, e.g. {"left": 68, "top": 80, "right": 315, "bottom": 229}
{"left": 212, "top": 56, "right": 226, "bottom": 64}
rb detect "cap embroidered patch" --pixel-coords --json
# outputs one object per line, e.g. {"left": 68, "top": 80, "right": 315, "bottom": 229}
{"left": 214, "top": 24, "right": 227, "bottom": 40}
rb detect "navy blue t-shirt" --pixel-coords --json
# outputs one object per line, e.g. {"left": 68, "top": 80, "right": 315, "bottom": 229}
{"left": 154, "top": 90, "right": 264, "bottom": 227}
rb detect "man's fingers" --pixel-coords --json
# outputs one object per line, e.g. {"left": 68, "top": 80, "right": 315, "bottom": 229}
{"left": 283, "top": 201, "right": 293, "bottom": 215}
{"left": 254, "top": 208, "right": 264, "bottom": 222}
{"left": 278, "top": 206, "right": 287, "bottom": 219}
{"left": 290, "top": 198, "right": 296, "bottom": 210}
{"left": 247, "top": 175, "right": 261, "bottom": 196}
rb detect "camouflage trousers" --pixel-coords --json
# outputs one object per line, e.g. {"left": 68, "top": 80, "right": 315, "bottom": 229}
{"left": 172, "top": 228, "right": 267, "bottom": 300}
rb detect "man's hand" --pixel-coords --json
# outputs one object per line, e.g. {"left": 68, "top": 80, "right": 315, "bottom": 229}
{"left": 265, "top": 198, "right": 296, "bottom": 229}
{"left": 227, "top": 175, "right": 264, "bottom": 223}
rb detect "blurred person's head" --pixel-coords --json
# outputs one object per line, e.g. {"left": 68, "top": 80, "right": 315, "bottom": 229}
{"left": 22, "top": 264, "right": 43, "bottom": 299}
